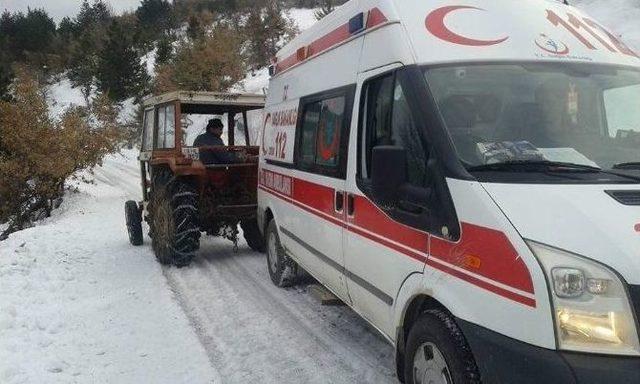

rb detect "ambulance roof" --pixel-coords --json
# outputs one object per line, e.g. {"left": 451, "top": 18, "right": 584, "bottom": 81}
{"left": 275, "top": 0, "right": 640, "bottom": 75}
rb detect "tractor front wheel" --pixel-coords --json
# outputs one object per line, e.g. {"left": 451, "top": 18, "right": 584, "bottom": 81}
{"left": 149, "top": 177, "right": 200, "bottom": 267}
{"left": 125, "top": 200, "right": 143, "bottom": 246}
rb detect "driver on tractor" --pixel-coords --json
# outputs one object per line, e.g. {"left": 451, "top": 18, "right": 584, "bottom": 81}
{"left": 194, "top": 118, "right": 238, "bottom": 164}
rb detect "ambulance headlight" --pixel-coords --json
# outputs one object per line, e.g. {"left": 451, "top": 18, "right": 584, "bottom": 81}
{"left": 528, "top": 241, "right": 640, "bottom": 356}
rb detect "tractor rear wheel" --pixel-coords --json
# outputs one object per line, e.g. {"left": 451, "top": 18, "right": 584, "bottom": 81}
{"left": 241, "top": 219, "right": 265, "bottom": 253}
{"left": 125, "top": 200, "right": 143, "bottom": 246}
{"left": 149, "top": 174, "right": 200, "bottom": 267}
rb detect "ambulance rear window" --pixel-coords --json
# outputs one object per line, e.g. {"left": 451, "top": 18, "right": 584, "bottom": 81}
{"left": 298, "top": 94, "right": 347, "bottom": 173}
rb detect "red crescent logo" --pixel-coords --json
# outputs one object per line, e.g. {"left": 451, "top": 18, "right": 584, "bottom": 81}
{"left": 425, "top": 6, "right": 509, "bottom": 46}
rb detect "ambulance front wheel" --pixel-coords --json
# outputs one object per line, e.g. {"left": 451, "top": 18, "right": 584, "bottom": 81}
{"left": 265, "top": 220, "right": 297, "bottom": 288}
{"left": 404, "top": 310, "right": 481, "bottom": 384}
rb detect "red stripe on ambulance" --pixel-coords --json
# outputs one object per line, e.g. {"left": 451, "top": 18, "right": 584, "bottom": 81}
{"left": 259, "top": 169, "right": 536, "bottom": 307}
{"left": 275, "top": 8, "right": 388, "bottom": 75}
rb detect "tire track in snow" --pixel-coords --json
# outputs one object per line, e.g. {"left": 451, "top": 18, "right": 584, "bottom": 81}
{"left": 163, "top": 239, "right": 396, "bottom": 384}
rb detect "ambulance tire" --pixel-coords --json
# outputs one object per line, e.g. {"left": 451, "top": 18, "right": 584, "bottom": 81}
{"left": 265, "top": 220, "right": 297, "bottom": 288}
{"left": 404, "top": 310, "right": 481, "bottom": 384}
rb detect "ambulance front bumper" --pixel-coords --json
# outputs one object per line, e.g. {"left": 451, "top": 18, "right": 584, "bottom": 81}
{"left": 457, "top": 318, "right": 640, "bottom": 384}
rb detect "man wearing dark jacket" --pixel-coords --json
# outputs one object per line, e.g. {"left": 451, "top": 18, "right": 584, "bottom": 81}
{"left": 194, "top": 118, "right": 236, "bottom": 164}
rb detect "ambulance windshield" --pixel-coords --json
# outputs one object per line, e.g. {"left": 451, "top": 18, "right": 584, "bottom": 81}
{"left": 424, "top": 63, "right": 640, "bottom": 172}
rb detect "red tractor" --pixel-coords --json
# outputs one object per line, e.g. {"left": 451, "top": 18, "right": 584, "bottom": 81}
{"left": 125, "top": 91, "right": 266, "bottom": 266}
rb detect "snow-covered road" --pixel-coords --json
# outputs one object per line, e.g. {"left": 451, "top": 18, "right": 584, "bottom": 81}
{"left": 0, "top": 151, "right": 396, "bottom": 383}
{"left": 165, "top": 242, "right": 395, "bottom": 384}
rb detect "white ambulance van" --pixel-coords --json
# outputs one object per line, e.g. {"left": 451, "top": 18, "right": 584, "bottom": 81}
{"left": 257, "top": 0, "right": 640, "bottom": 382}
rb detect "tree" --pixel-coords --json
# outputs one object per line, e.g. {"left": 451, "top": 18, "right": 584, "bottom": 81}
{"left": 0, "top": 8, "right": 58, "bottom": 98}
{"left": 97, "top": 20, "right": 147, "bottom": 102}
{"left": 65, "top": 0, "right": 113, "bottom": 103}
{"left": 314, "top": 0, "right": 335, "bottom": 20}
{"left": 156, "top": 34, "right": 175, "bottom": 65}
{"left": 136, "top": 0, "right": 174, "bottom": 39}
{"left": 186, "top": 10, "right": 215, "bottom": 40}
{"left": 13, "top": 9, "right": 56, "bottom": 55}
{"left": 76, "top": 0, "right": 112, "bottom": 30}
{"left": 68, "top": 34, "right": 99, "bottom": 104}
{"left": 155, "top": 26, "right": 245, "bottom": 93}
{"left": 244, "top": 1, "right": 298, "bottom": 70}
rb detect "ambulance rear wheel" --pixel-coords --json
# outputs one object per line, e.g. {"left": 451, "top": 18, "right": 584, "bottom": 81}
{"left": 404, "top": 310, "right": 481, "bottom": 384}
{"left": 265, "top": 220, "right": 297, "bottom": 288}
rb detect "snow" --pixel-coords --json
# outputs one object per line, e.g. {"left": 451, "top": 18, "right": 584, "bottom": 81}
{"left": 236, "top": 68, "right": 270, "bottom": 95}
{"left": 289, "top": 8, "right": 319, "bottom": 31}
{"left": 47, "top": 77, "right": 87, "bottom": 118}
{"left": 0, "top": 150, "right": 220, "bottom": 384}
{"left": 142, "top": 48, "right": 158, "bottom": 78}
{"left": 0, "top": 149, "right": 395, "bottom": 383}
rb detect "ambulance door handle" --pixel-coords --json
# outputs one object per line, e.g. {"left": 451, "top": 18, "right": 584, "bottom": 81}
{"left": 334, "top": 190, "right": 344, "bottom": 213}
{"left": 347, "top": 193, "right": 355, "bottom": 217}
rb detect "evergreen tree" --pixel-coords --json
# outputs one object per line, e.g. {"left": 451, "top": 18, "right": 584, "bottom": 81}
{"left": 97, "top": 20, "right": 146, "bottom": 102}
{"left": 136, "top": 0, "right": 174, "bottom": 36}
{"left": 66, "top": 0, "right": 114, "bottom": 103}
{"left": 244, "top": 1, "right": 298, "bottom": 70}
{"left": 68, "top": 34, "right": 99, "bottom": 104}
{"left": 13, "top": 9, "right": 56, "bottom": 54}
{"left": 156, "top": 34, "right": 175, "bottom": 65}
{"left": 76, "top": 0, "right": 112, "bottom": 30}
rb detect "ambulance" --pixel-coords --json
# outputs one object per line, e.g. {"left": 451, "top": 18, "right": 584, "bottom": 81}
{"left": 257, "top": 0, "right": 640, "bottom": 382}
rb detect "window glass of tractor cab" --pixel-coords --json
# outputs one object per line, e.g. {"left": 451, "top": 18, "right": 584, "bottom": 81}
{"left": 165, "top": 105, "right": 175, "bottom": 148}
{"left": 142, "top": 109, "right": 154, "bottom": 151}
{"left": 360, "top": 72, "right": 428, "bottom": 186}
{"left": 298, "top": 92, "right": 348, "bottom": 176}
{"left": 155, "top": 104, "right": 176, "bottom": 149}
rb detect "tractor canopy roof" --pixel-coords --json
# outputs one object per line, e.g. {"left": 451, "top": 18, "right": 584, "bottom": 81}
{"left": 142, "top": 91, "right": 266, "bottom": 114}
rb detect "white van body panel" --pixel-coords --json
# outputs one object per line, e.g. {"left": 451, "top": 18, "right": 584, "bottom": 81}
{"left": 357, "top": 24, "right": 414, "bottom": 73}
{"left": 483, "top": 183, "right": 640, "bottom": 285}
{"left": 428, "top": 178, "right": 556, "bottom": 348}
{"left": 340, "top": 26, "right": 420, "bottom": 339}
{"left": 396, "top": 0, "right": 640, "bottom": 67}
{"left": 260, "top": 0, "right": 640, "bottom": 365}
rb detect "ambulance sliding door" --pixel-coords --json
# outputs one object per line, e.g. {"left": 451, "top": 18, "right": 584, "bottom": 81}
{"left": 282, "top": 86, "right": 355, "bottom": 302}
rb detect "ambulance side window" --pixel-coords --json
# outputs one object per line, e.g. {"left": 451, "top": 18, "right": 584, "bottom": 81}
{"left": 360, "top": 72, "right": 428, "bottom": 186}
{"left": 296, "top": 85, "right": 355, "bottom": 179}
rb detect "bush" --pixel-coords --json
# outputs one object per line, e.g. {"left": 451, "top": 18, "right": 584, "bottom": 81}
{"left": 0, "top": 67, "right": 123, "bottom": 239}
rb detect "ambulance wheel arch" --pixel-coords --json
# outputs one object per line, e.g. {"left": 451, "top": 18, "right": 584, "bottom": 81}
{"left": 392, "top": 281, "right": 483, "bottom": 384}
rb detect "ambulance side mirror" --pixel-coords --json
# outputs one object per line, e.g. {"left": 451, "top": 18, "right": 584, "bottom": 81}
{"left": 371, "top": 146, "right": 407, "bottom": 205}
